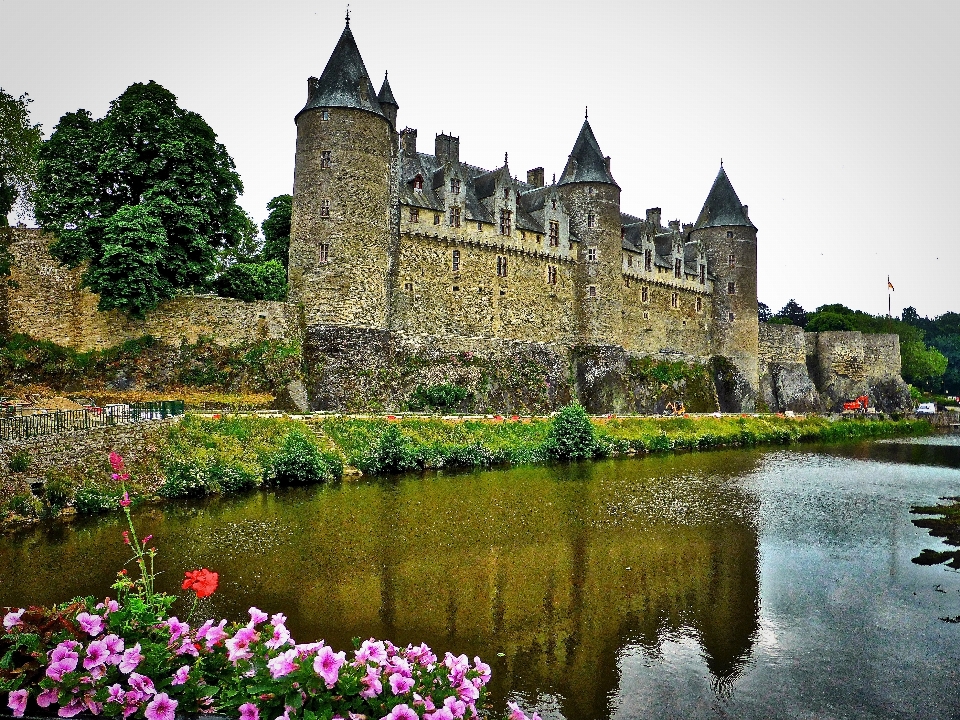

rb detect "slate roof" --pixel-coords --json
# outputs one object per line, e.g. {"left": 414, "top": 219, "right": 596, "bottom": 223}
{"left": 377, "top": 72, "right": 398, "bottom": 108}
{"left": 558, "top": 120, "right": 618, "bottom": 187}
{"left": 693, "top": 167, "right": 754, "bottom": 230}
{"left": 297, "top": 22, "right": 384, "bottom": 121}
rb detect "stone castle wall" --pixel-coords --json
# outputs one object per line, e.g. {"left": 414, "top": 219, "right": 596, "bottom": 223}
{"left": 806, "top": 330, "right": 909, "bottom": 411}
{"left": 6, "top": 229, "right": 301, "bottom": 351}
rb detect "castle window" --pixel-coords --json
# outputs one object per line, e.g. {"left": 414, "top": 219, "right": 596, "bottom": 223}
{"left": 621, "top": 227, "right": 626, "bottom": 240}
{"left": 319, "top": 199, "right": 330, "bottom": 217}
{"left": 503, "top": 188, "right": 510, "bottom": 200}
{"left": 727, "top": 281, "right": 736, "bottom": 295}
{"left": 641, "top": 286, "right": 649, "bottom": 303}
{"left": 547, "top": 265, "right": 557, "bottom": 285}
{"left": 699, "top": 264, "right": 705, "bottom": 285}
{"left": 644, "top": 249, "right": 652, "bottom": 272}
{"left": 318, "top": 243, "right": 329, "bottom": 263}
{"left": 588, "top": 285, "right": 597, "bottom": 298}
{"left": 500, "top": 209, "right": 512, "bottom": 236}
{"left": 671, "top": 292, "right": 679, "bottom": 309}
{"left": 587, "top": 247, "right": 597, "bottom": 262}
{"left": 320, "top": 150, "right": 332, "bottom": 169}
{"left": 477, "top": 222, "right": 483, "bottom": 231}
{"left": 587, "top": 213, "right": 596, "bottom": 228}
{"left": 627, "top": 254, "right": 633, "bottom": 267}
{"left": 451, "top": 178, "right": 461, "bottom": 194}
{"left": 551, "top": 198, "right": 557, "bottom": 210}
{"left": 453, "top": 285, "right": 460, "bottom": 292}
{"left": 496, "top": 256, "right": 507, "bottom": 277}
{"left": 726, "top": 230, "right": 734, "bottom": 239}
{"left": 674, "top": 258, "right": 682, "bottom": 278}
{"left": 452, "top": 249, "right": 461, "bottom": 272}
{"left": 521, "top": 230, "right": 526, "bottom": 240}
{"left": 413, "top": 175, "right": 424, "bottom": 191}
{"left": 643, "top": 311, "right": 649, "bottom": 320}
{"left": 549, "top": 221, "right": 560, "bottom": 247}
{"left": 625, "top": 277, "right": 631, "bottom": 288}
{"left": 728, "top": 311, "right": 735, "bottom": 322}
{"left": 449, "top": 206, "right": 461, "bottom": 228}
{"left": 403, "top": 282, "right": 413, "bottom": 291}
{"left": 409, "top": 207, "right": 419, "bottom": 223}
{"left": 321, "top": 109, "right": 330, "bottom": 121}
{"left": 434, "top": 213, "right": 441, "bottom": 225}
{"left": 728, "top": 252, "right": 735, "bottom": 268}
{"left": 696, "top": 296, "right": 702, "bottom": 312}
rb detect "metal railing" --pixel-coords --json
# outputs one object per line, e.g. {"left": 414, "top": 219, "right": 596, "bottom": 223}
{"left": 0, "top": 401, "right": 185, "bottom": 442}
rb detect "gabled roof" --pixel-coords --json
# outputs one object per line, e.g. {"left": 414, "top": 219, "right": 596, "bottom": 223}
{"left": 377, "top": 72, "right": 398, "bottom": 108}
{"left": 297, "top": 22, "right": 384, "bottom": 121}
{"left": 693, "top": 167, "right": 754, "bottom": 230}
{"left": 558, "top": 119, "right": 618, "bottom": 187}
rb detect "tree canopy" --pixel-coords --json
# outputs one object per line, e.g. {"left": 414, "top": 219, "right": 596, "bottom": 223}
{"left": 261, "top": 194, "right": 291, "bottom": 269}
{"left": 0, "top": 88, "right": 43, "bottom": 225}
{"left": 33, "top": 81, "right": 244, "bottom": 317}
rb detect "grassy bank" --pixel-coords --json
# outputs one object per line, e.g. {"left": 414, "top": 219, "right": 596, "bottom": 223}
{"left": 2, "top": 411, "right": 934, "bottom": 524}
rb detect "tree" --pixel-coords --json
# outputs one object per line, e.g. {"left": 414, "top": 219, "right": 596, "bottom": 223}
{"left": 775, "top": 299, "right": 808, "bottom": 327}
{"left": 0, "top": 88, "right": 43, "bottom": 225}
{"left": 214, "top": 260, "right": 287, "bottom": 302}
{"left": 758, "top": 301, "right": 771, "bottom": 322}
{"left": 805, "top": 311, "right": 856, "bottom": 332}
{"left": 901, "top": 340, "right": 948, "bottom": 390}
{"left": 33, "top": 81, "right": 244, "bottom": 316}
{"left": 262, "top": 194, "right": 291, "bottom": 269}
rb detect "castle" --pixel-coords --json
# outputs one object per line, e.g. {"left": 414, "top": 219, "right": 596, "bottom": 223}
{"left": 289, "top": 17, "right": 762, "bottom": 407}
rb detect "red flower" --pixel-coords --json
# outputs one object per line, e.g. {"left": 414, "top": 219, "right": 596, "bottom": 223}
{"left": 182, "top": 568, "right": 219, "bottom": 598}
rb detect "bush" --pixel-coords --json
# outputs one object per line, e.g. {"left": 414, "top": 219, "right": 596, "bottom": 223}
{"left": 7, "top": 450, "right": 31, "bottom": 472}
{"left": 73, "top": 486, "right": 123, "bottom": 515}
{"left": 214, "top": 260, "right": 287, "bottom": 302}
{"left": 359, "top": 424, "right": 425, "bottom": 474}
{"left": 6, "top": 492, "right": 41, "bottom": 518}
{"left": 267, "top": 431, "right": 342, "bottom": 485}
{"left": 159, "top": 451, "right": 261, "bottom": 498}
{"left": 42, "top": 470, "right": 75, "bottom": 516}
{"left": 546, "top": 403, "right": 596, "bottom": 460}
{"left": 407, "top": 383, "right": 469, "bottom": 411}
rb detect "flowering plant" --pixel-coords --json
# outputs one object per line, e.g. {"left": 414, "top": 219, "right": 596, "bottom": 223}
{"left": 0, "top": 454, "right": 539, "bottom": 720}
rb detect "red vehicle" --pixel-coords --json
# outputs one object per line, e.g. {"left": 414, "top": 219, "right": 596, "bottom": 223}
{"left": 843, "top": 395, "right": 870, "bottom": 413}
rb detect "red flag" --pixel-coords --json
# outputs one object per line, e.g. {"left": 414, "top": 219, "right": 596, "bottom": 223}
{"left": 887, "top": 277, "right": 895, "bottom": 291}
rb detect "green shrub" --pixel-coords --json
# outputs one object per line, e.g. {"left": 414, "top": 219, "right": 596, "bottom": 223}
{"left": 408, "top": 383, "right": 469, "bottom": 411}
{"left": 214, "top": 260, "right": 287, "bottom": 302}
{"left": 6, "top": 492, "right": 41, "bottom": 518}
{"left": 546, "top": 403, "right": 596, "bottom": 460}
{"left": 359, "top": 424, "right": 425, "bottom": 474}
{"left": 267, "top": 431, "right": 342, "bottom": 485}
{"left": 7, "top": 450, "right": 31, "bottom": 472}
{"left": 73, "top": 486, "right": 123, "bottom": 515}
{"left": 42, "top": 470, "right": 75, "bottom": 515}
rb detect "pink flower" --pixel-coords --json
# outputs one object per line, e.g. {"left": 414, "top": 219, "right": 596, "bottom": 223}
{"left": 507, "top": 702, "right": 529, "bottom": 720}
{"left": 166, "top": 617, "right": 188, "bottom": 643}
{"left": 46, "top": 654, "right": 78, "bottom": 681}
{"left": 58, "top": 698, "right": 86, "bottom": 717}
{"left": 109, "top": 452, "right": 124, "bottom": 472}
{"left": 76, "top": 612, "right": 103, "bottom": 636}
{"left": 443, "top": 697, "right": 466, "bottom": 718}
{"left": 3, "top": 608, "right": 25, "bottom": 630}
{"left": 106, "top": 685, "right": 124, "bottom": 704}
{"left": 176, "top": 639, "right": 199, "bottom": 657}
{"left": 389, "top": 672, "right": 414, "bottom": 695}
{"left": 119, "top": 491, "right": 131, "bottom": 508}
{"left": 313, "top": 645, "right": 346, "bottom": 688}
{"left": 355, "top": 639, "right": 387, "bottom": 665}
{"left": 144, "top": 693, "right": 178, "bottom": 720}
{"left": 360, "top": 665, "right": 382, "bottom": 699}
{"left": 37, "top": 688, "right": 58, "bottom": 708}
{"left": 83, "top": 639, "right": 110, "bottom": 669}
{"left": 239, "top": 703, "right": 259, "bottom": 720}
{"left": 119, "top": 643, "right": 143, "bottom": 673}
{"left": 425, "top": 710, "right": 454, "bottom": 720}
{"left": 7, "top": 689, "right": 28, "bottom": 717}
{"left": 202, "top": 619, "right": 228, "bottom": 649}
{"left": 456, "top": 679, "right": 479, "bottom": 703}
{"left": 265, "top": 623, "right": 291, "bottom": 650}
{"left": 383, "top": 704, "right": 418, "bottom": 720}
{"left": 226, "top": 627, "right": 257, "bottom": 662}
{"left": 267, "top": 649, "right": 299, "bottom": 679}
{"left": 270, "top": 612, "right": 287, "bottom": 626}
{"left": 247, "top": 607, "right": 268, "bottom": 627}
{"left": 129, "top": 672, "right": 156, "bottom": 696}
{"left": 171, "top": 666, "right": 190, "bottom": 686}
{"left": 472, "top": 656, "right": 491, "bottom": 682}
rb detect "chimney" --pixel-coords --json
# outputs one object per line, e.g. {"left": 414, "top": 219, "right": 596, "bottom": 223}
{"left": 646, "top": 207, "right": 662, "bottom": 228}
{"left": 527, "top": 167, "right": 544, "bottom": 188}
{"left": 400, "top": 128, "right": 417, "bottom": 157}
{"left": 604, "top": 156, "right": 611, "bottom": 172}
{"left": 435, "top": 133, "right": 459, "bottom": 165}
{"left": 741, "top": 204, "right": 749, "bottom": 219}
{"left": 306, "top": 76, "right": 320, "bottom": 103}
{"left": 668, "top": 220, "right": 680, "bottom": 231}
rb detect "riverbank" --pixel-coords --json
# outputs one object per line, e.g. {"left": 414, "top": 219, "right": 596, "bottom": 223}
{"left": 1, "top": 410, "right": 934, "bottom": 525}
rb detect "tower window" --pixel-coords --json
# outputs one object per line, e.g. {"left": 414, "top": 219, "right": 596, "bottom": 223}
{"left": 641, "top": 286, "right": 649, "bottom": 303}
{"left": 588, "top": 285, "right": 597, "bottom": 298}
{"left": 728, "top": 311, "right": 735, "bottom": 322}
{"left": 403, "top": 282, "right": 413, "bottom": 291}
{"left": 413, "top": 175, "right": 423, "bottom": 191}
{"left": 320, "top": 150, "right": 332, "bottom": 169}
{"left": 500, "top": 209, "right": 512, "bottom": 236}
{"left": 587, "top": 247, "right": 597, "bottom": 262}
{"left": 549, "top": 221, "right": 560, "bottom": 247}
{"left": 671, "top": 292, "right": 679, "bottom": 309}
{"left": 449, "top": 206, "right": 461, "bottom": 228}
{"left": 726, "top": 230, "right": 734, "bottom": 239}
{"left": 321, "top": 109, "right": 330, "bottom": 121}
{"left": 477, "top": 222, "right": 483, "bottom": 231}
{"left": 627, "top": 254, "right": 633, "bottom": 267}
{"left": 451, "top": 178, "right": 461, "bottom": 194}
{"left": 699, "top": 264, "right": 705, "bottom": 285}
{"left": 503, "top": 188, "right": 510, "bottom": 200}
{"left": 319, "top": 199, "right": 330, "bottom": 217}
{"left": 587, "top": 213, "right": 595, "bottom": 228}
{"left": 644, "top": 249, "right": 652, "bottom": 272}
{"left": 434, "top": 213, "right": 441, "bottom": 225}
{"left": 318, "top": 243, "right": 329, "bottom": 263}
{"left": 496, "top": 256, "right": 507, "bottom": 277}
{"left": 643, "top": 311, "right": 649, "bottom": 320}
{"left": 409, "top": 207, "right": 419, "bottom": 223}
{"left": 728, "top": 252, "right": 735, "bottom": 268}
{"left": 547, "top": 265, "right": 557, "bottom": 285}
{"left": 696, "top": 296, "right": 702, "bottom": 312}
{"left": 551, "top": 198, "right": 557, "bottom": 210}
{"left": 674, "top": 258, "right": 682, "bottom": 279}
{"left": 727, "top": 281, "right": 736, "bottom": 295}
{"left": 625, "top": 277, "right": 631, "bottom": 288}
{"left": 452, "top": 249, "right": 460, "bottom": 272}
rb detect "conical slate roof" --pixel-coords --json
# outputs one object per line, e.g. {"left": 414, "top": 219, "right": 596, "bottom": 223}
{"left": 378, "top": 72, "right": 398, "bottom": 108}
{"left": 558, "top": 119, "right": 617, "bottom": 187}
{"left": 694, "top": 166, "right": 754, "bottom": 230}
{"left": 296, "top": 21, "right": 384, "bottom": 120}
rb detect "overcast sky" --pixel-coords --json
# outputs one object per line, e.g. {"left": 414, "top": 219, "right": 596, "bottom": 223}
{"left": 3, "top": 0, "right": 958, "bottom": 318}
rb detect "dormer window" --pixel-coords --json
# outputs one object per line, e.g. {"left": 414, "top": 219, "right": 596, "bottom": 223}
{"left": 409, "top": 207, "right": 419, "bottom": 223}
{"left": 674, "top": 258, "right": 682, "bottom": 279}
{"left": 551, "top": 198, "right": 557, "bottom": 210}
{"left": 413, "top": 175, "right": 423, "bottom": 191}
{"left": 699, "top": 264, "right": 706, "bottom": 284}
{"left": 499, "top": 209, "right": 512, "bottom": 236}
{"left": 726, "top": 230, "right": 734, "bottom": 239}
{"left": 644, "top": 249, "right": 652, "bottom": 272}
{"left": 549, "top": 221, "right": 559, "bottom": 247}
{"left": 503, "top": 188, "right": 510, "bottom": 200}
{"left": 451, "top": 178, "right": 461, "bottom": 194}
{"left": 449, "top": 206, "right": 461, "bottom": 228}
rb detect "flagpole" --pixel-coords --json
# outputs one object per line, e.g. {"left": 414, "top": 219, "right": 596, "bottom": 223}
{"left": 887, "top": 275, "right": 891, "bottom": 317}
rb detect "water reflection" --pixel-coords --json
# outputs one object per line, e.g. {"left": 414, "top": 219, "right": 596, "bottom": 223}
{"left": 0, "top": 450, "right": 763, "bottom": 720}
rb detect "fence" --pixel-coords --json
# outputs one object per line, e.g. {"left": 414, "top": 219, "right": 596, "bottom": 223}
{"left": 0, "top": 401, "right": 185, "bottom": 442}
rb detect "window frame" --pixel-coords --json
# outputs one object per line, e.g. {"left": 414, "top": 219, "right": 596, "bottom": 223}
{"left": 452, "top": 249, "right": 461, "bottom": 272}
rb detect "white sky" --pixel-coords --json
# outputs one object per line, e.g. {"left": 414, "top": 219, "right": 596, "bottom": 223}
{"left": 3, "top": 0, "right": 958, "bottom": 318}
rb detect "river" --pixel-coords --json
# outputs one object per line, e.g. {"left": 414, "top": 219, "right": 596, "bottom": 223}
{"left": 2, "top": 437, "right": 959, "bottom": 719}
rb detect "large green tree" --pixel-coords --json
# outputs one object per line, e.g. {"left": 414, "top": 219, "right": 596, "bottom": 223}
{"left": 0, "top": 88, "right": 43, "bottom": 225}
{"left": 33, "top": 81, "right": 244, "bottom": 316}
{"left": 261, "top": 194, "right": 291, "bottom": 269}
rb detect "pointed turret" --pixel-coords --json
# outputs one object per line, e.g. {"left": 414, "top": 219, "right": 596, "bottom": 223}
{"left": 297, "top": 21, "right": 384, "bottom": 120}
{"left": 694, "top": 166, "right": 754, "bottom": 230}
{"left": 378, "top": 71, "right": 399, "bottom": 128}
{"left": 558, "top": 119, "right": 617, "bottom": 187}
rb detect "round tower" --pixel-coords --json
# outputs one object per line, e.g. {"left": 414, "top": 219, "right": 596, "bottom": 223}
{"left": 289, "top": 18, "right": 395, "bottom": 330}
{"left": 556, "top": 118, "right": 623, "bottom": 346}
{"left": 690, "top": 166, "right": 759, "bottom": 410}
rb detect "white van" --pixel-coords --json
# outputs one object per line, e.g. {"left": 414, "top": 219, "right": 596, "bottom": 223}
{"left": 916, "top": 403, "right": 937, "bottom": 415}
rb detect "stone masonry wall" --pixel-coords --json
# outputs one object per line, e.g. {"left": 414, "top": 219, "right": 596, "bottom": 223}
{"left": 806, "top": 331, "right": 910, "bottom": 412}
{"left": 757, "top": 323, "right": 821, "bottom": 412}
{"left": 6, "top": 229, "right": 301, "bottom": 351}
{"left": 621, "top": 278, "right": 711, "bottom": 358}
